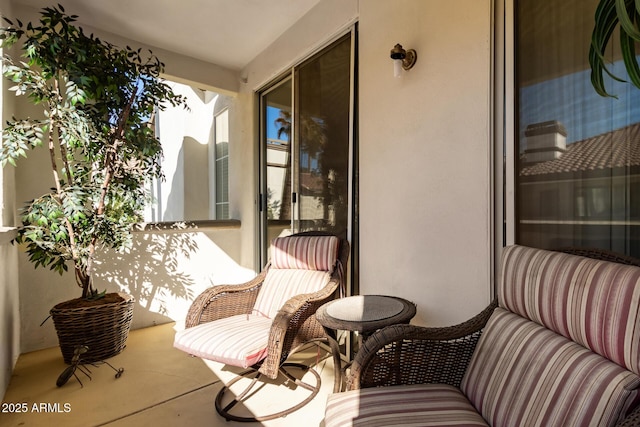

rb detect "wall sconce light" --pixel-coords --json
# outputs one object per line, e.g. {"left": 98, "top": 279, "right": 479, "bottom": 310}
{"left": 390, "top": 43, "right": 417, "bottom": 78}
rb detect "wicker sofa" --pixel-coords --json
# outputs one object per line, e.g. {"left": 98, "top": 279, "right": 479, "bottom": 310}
{"left": 324, "top": 245, "right": 640, "bottom": 427}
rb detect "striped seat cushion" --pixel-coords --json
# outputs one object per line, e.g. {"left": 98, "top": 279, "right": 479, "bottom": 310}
{"left": 253, "top": 269, "right": 330, "bottom": 318}
{"left": 324, "top": 383, "right": 489, "bottom": 427}
{"left": 461, "top": 308, "right": 640, "bottom": 427}
{"left": 499, "top": 245, "right": 640, "bottom": 375}
{"left": 173, "top": 314, "right": 272, "bottom": 368}
{"left": 270, "top": 235, "right": 339, "bottom": 270}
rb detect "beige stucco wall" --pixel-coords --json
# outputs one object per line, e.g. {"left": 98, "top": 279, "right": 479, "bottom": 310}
{"left": 240, "top": 0, "right": 359, "bottom": 90}
{"left": 17, "top": 224, "right": 255, "bottom": 353}
{"left": 357, "top": 0, "right": 493, "bottom": 325}
{"left": 0, "top": 231, "right": 19, "bottom": 400}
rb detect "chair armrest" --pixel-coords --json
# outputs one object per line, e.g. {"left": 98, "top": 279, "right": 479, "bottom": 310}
{"left": 258, "top": 274, "right": 343, "bottom": 379}
{"left": 346, "top": 299, "right": 498, "bottom": 390}
{"left": 185, "top": 270, "right": 267, "bottom": 328}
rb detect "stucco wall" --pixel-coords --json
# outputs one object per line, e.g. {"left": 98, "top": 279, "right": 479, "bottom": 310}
{"left": 240, "top": 0, "right": 359, "bottom": 91}
{"left": 17, "top": 222, "right": 255, "bottom": 353}
{"left": 0, "top": 231, "right": 19, "bottom": 401}
{"left": 358, "top": 0, "right": 493, "bottom": 325}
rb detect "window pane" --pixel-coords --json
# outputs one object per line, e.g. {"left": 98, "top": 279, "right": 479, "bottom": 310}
{"left": 516, "top": 0, "right": 640, "bottom": 257}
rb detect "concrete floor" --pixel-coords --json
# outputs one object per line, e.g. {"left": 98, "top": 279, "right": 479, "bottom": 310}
{"left": 1, "top": 323, "right": 337, "bottom": 427}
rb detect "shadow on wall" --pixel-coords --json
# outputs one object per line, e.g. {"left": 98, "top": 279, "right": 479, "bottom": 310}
{"left": 182, "top": 137, "right": 210, "bottom": 220}
{"left": 94, "top": 223, "right": 199, "bottom": 328}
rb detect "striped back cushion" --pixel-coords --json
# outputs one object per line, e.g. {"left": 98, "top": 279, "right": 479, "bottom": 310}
{"left": 252, "top": 235, "right": 338, "bottom": 318}
{"left": 270, "top": 235, "right": 339, "bottom": 271}
{"left": 253, "top": 269, "right": 331, "bottom": 318}
{"left": 461, "top": 308, "right": 640, "bottom": 427}
{"left": 499, "top": 245, "right": 640, "bottom": 375}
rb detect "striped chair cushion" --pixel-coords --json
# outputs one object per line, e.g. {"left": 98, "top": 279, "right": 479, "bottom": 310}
{"left": 499, "top": 245, "right": 640, "bottom": 374}
{"left": 461, "top": 308, "right": 640, "bottom": 427}
{"left": 253, "top": 269, "right": 330, "bottom": 318}
{"left": 324, "top": 383, "right": 489, "bottom": 427}
{"left": 270, "top": 235, "right": 339, "bottom": 271}
{"left": 173, "top": 314, "right": 272, "bottom": 368}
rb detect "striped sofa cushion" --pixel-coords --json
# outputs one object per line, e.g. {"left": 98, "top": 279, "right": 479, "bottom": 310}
{"left": 461, "top": 308, "right": 640, "bottom": 427}
{"left": 173, "top": 314, "right": 272, "bottom": 367}
{"left": 324, "top": 383, "right": 489, "bottom": 427}
{"left": 270, "top": 235, "right": 339, "bottom": 271}
{"left": 499, "top": 245, "right": 640, "bottom": 375}
{"left": 253, "top": 269, "right": 330, "bottom": 318}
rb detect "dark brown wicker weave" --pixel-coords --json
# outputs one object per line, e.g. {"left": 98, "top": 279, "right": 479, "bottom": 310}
{"left": 50, "top": 292, "right": 134, "bottom": 364}
{"left": 344, "top": 247, "right": 640, "bottom": 426}
{"left": 619, "top": 407, "right": 640, "bottom": 427}
{"left": 346, "top": 299, "right": 498, "bottom": 390}
{"left": 185, "top": 231, "right": 350, "bottom": 380}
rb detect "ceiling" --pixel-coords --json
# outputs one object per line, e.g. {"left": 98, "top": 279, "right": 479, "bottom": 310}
{"left": 12, "top": 0, "right": 322, "bottom": 71}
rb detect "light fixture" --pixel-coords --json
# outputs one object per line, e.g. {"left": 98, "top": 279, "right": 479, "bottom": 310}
{"left": 390, "top": 43, "right": 417, "bottom": 78}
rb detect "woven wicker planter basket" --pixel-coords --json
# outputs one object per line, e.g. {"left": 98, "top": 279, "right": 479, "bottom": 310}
{"left": 50, "top": 292, "right": 135, "bottom": 364}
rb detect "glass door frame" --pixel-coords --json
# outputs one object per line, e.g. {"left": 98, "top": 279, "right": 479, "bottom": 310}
{"left": 258, "top": 76, "right": 295, "bottom": 266}
{"left": 257, "top": 26, "right": 358, "bottom": 273}
{"left": 495, "top": 0, "right": 516, "bottom": 254}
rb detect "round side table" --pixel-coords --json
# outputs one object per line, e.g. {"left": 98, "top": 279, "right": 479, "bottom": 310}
{"left": 316, "top": 295, "right": 416, "bottom": 392}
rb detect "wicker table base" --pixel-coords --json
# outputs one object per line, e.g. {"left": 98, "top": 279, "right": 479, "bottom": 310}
{"left": 316, "top": 294, "right": 416, "bottom": 392}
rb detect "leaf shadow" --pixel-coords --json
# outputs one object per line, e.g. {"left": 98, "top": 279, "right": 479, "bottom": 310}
{"left": 94, "top": 222, "right": 199, "bottom": 324}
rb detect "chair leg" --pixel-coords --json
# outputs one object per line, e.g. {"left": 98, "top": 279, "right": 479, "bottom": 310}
{"left": 214, "top": 362, "right": 321, "bottom": 422}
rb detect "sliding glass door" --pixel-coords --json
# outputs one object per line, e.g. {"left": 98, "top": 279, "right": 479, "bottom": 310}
{"left": 295, "top": 34, "right": 352, "bottom": 238}
{"left": 259, "top": 31, "right": 355, "bottom": 264}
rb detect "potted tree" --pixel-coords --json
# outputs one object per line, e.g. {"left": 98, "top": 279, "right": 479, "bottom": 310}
{"left": 0, "top": 5, "right": 184, "bottom": 363}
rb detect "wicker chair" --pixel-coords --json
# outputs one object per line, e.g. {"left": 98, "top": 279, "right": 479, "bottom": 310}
{"left": 174, "top": 231, "right": 349, "bottom": 422}
{"left": 347, "top": 299, "right": 498, "bottom": 391}
{"left": 326, "top": 246, "right": 640, "bottom": 427}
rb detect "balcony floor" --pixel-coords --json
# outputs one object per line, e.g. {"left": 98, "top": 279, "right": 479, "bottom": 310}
{"left": 2, "top": 323, "right": 336, "bottom": 426}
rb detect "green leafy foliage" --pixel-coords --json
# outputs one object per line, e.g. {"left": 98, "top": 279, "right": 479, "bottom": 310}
{"left": 590, "top": 0, "right": 640, "bottom": 97}
{"left": 0, "top": 5, "right": 185, "bottom": 299}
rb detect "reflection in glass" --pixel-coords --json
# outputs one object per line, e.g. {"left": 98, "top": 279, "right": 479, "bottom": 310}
{"left": 296, "top": 35, "right": 351, "bottom": 238}
{"left": 516, "top": 0, "right": 640, "bottom": 257}
{"left": 264, "top": 79, "right": 292, "bottom": 225}
{"left": 260, "top": 34, "right": 353, "bottom": 252}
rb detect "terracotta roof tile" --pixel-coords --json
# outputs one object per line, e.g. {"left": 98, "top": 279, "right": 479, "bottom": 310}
{"left": 520, "top": 123, "right": 640, "bottom": 176}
